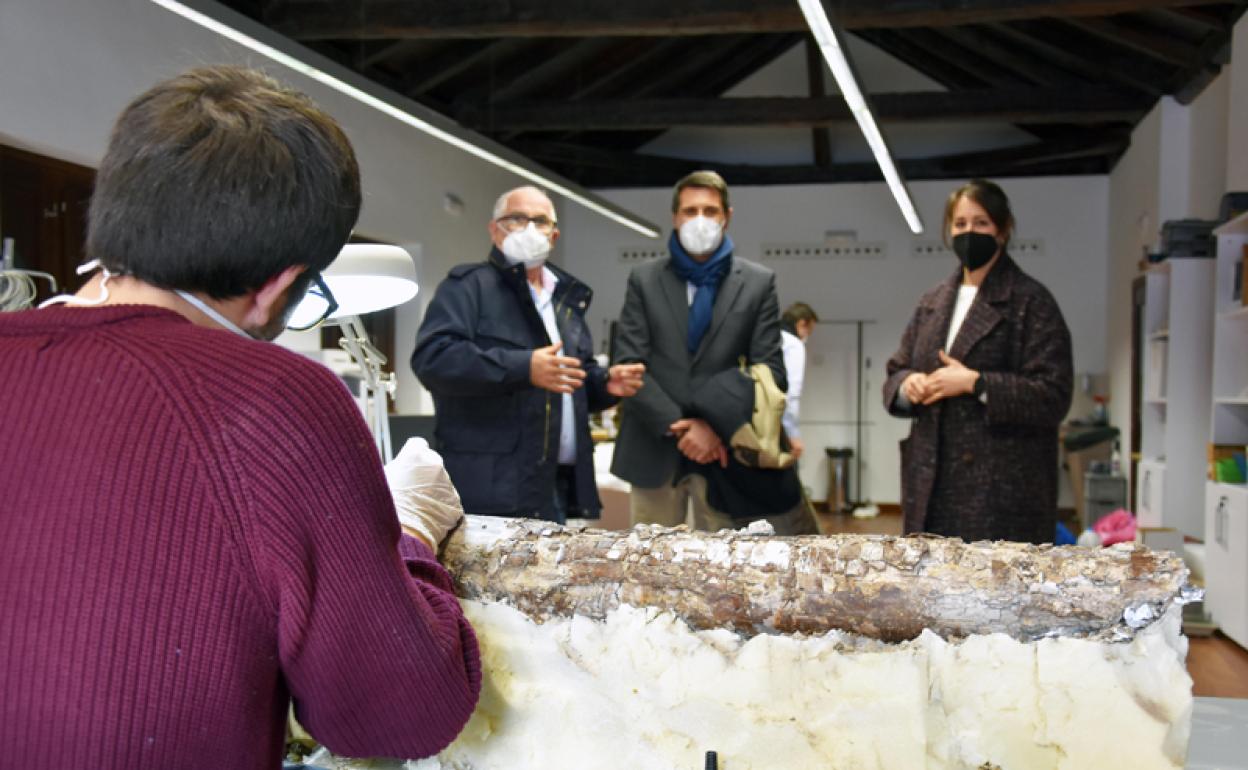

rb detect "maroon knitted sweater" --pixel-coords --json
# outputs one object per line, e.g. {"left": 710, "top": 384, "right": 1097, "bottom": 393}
{"left": 0, "top": 305, "right": 481, "bottom": 769}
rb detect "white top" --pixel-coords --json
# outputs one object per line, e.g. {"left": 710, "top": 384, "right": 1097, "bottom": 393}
{"left": 780, "top": 330, "right": 805, "bottom": 438}
{"left": 528, "top": 267, "right": 576, "bottom": 465}
{"left": 945, "top": 285, "right": 979, "bottom": 351}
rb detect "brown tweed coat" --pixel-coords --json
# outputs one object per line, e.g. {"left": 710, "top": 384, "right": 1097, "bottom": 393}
{"left": 883, "top": 255, "right": 1073, "bottom": 544}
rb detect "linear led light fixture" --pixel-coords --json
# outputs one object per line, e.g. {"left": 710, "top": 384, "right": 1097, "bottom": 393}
{"left": 148, "top": 0, "right": 661, "bottom": 238}
{"left": 795, "top": 0, "right": 923, "bottom": 234}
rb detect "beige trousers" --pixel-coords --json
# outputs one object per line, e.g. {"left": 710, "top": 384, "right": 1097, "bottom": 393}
{"left": 630, "top": 473, "right": 819, "bottom": 535}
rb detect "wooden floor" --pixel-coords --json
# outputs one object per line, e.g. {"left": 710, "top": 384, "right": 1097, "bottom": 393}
{"left": 816, "top": 510, "right": 1248, "bottom": 698}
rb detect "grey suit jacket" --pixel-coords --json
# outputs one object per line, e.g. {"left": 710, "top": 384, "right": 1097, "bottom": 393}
{"left": 610, "top": 255, "right": 787, "bottom": 488}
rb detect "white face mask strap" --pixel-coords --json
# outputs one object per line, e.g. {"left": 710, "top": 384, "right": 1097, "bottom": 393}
{"left": 36, "top": 260, "right": 113, "bottom": 309}
{"left": 173, "top": 290, "right": 252, "bottom": 339}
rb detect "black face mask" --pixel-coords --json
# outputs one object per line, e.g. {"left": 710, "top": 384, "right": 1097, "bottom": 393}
{"left": 951, "top": 231, "right": 1000, "bottom": 271}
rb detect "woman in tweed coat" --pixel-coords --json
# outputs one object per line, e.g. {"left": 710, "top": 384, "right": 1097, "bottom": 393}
{"left": 883, "top": 180, "right": 1073, "bottom": 544}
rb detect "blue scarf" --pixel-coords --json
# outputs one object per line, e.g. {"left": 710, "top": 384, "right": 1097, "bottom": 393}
{"left": 668, "top": 230, "right": 734, "bottom": 354}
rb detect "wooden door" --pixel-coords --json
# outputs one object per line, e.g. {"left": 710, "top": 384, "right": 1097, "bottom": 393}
{"left": 0, "top": 144, "right": 95, "bottom": 305}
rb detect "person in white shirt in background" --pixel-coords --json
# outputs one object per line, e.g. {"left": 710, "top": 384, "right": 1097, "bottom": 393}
{"left": 780, "top": 302, "right": 818, "bottom": 459}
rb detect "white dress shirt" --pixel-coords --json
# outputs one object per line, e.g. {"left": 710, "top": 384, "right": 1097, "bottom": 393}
{"left": 528, "top": 267, "right": 577, "bottom": 465}
{"left": 780, "top": 329, "right": 805, "bottom": 438}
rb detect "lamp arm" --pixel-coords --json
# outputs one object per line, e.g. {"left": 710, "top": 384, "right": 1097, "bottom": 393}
{"left": 336, "top": 314, "right": 396, "bottom": 461}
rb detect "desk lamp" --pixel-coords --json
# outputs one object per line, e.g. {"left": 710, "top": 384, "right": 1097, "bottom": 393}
{"left": 287, "top": 243, "right": 419, "bottom": 461}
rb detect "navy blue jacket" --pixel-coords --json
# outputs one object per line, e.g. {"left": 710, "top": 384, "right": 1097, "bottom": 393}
{"left": 411, "top": 249, "right": 616, "bottom": 518}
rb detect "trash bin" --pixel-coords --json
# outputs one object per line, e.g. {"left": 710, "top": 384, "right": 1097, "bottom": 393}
{"left": 825, "top": 447, "right": 853, "bottom": 514}
{"left": 1084, "top": 472, "right": 1127, "bottom": 530}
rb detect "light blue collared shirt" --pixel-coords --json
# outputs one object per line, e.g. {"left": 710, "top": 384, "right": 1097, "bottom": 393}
{"left": 528, "top": 267, "right": 577, "bottom": 465}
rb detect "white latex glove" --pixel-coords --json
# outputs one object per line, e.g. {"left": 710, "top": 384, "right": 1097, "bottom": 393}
{"left": 383, "top": 438, "right": 465, "bottom": 551}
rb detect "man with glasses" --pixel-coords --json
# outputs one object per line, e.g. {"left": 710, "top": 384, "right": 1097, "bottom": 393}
{"left": 413, "top": 185, "right": 645, "bottom": 523}
{"left": 0, "top": 66, "right": 480, "bottom": 768}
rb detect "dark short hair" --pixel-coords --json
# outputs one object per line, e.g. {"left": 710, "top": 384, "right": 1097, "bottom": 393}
{"left": 942, "top": 179, "right": 1014, "bottom": 249}
{"left": 671, "top": 170, "right": 730, "bottom": 213}
{"left": 87, "top": 65, "right": 361, "bottom": 299}
{"left": 782, "top": 302, "right": 819, "bottom": 332}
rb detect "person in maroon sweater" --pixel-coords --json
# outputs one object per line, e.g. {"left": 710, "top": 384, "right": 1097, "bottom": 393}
{"left": 0, "top": 66, "right": 481, "bottom": 768}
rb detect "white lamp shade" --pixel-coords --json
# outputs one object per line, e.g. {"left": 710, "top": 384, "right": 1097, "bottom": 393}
{"left": 288, "top": 243, "right": 418, "bottom": 328}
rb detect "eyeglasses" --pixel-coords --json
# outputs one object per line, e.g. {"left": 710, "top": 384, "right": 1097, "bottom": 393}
{"left": 495, "top": 214, "right": 558, "bottom": 234}
{"left": 286, "top": 272, "right": 339, "bottom": 331}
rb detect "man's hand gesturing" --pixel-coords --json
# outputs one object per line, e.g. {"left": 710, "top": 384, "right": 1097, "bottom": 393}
{"left": 606, "top": 363, "right": 646, "bottom": 397}
{"left": 530, "top": 342, "right": 586, "bottom": 394}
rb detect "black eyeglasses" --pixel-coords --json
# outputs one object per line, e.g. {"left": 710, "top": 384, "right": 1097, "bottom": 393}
{"left": 495, "top": 213, "right": 558, "bottom": 234}
{"left": 286, "top": 273, "right": 339, "bottom": 331}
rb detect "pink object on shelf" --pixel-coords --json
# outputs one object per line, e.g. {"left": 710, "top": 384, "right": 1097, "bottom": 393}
{"left": 1093, "top": 509, "right": 1137, "bottom": 546}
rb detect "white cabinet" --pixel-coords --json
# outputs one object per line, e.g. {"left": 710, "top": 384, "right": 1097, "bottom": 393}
{"left": 1139, "top": 258, "right": 1214, "bottom": 538}
{"left": 1205, "top": 483, "right": 1248, "bottom": 648}
{"left": 1204, "top": 213, "right": 1248, "bottom": 648}
{"left": 1135, "top": 458, "right": 1166, "bottom": 528}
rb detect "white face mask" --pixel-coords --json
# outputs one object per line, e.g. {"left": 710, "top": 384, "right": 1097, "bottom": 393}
{"left": 678, "top": 216, "right": 724, "bottom": 256}
{"left": 174, "top": 290, "right": 255, "bottom": 340}
{"left": 501, "top": 223, "right": 552, "bottom": 268}
{"left": 37, "top": 260, "right": 114, "bottom": 309}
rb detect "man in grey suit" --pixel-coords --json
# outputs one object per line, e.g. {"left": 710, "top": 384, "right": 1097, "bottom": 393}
{"left": 611, "top": 170, "right": 817, "bottom": 534}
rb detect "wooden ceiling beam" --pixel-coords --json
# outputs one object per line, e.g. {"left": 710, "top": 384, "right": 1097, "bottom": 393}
{"left": 456, "top": 88, "right": 1150, "bottom": 132}
{"left": 899, "top": 28, "right": 1030, "bottom": 89}
{"left": 1062, "top": 16, "right": 1205, "bottom": 68}
{"left": 511, "top": 132, "right": 1127, "bottom": 187}
{"left": 700, "top": 34, "right": 804, "bottom": 96}
{"left": 1170, "top": 30, "right": 1234, "bottom": 104}
{"left": 805, "top": 36, "right": 833, "bottom": 169}
{"left": 401, "top": 39, "right": 527, "bottom": 97}
{"left": 1146, "top": 7, "right": 1225, "bottom": 35}
{"left": 1000, "top": 20, "right": 1170, "bottom": 96}
{"left": 934, "top": 26, "right": 1084, "bottom": 88}
{"left": 505, "top": 36, "right": 751, "bottom": 146}
{"left": 357, "top": 39, "right": 419, "bottom": 70}
{"left": 559, "top": 39, "right": 691, "bottom": 101}
{"left": 562, "top": 34, "right": 801, "bottom": 152}
{"left": 1165, "top": 5, "right": 1240, "bottom": 32}
{"left": 852, "top": 30, "right": 991, "bottom": 91}
{"left": 266, "top": 0, "right": 1220, "bottom": 41}
{"left": 485, "top": 38, "right": 619, "bottom": 103}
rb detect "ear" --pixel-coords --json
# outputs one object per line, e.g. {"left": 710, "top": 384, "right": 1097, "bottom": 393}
{"left": 723, "top": 206, "right": 734, "bottom": 229}
{"left": 549, "top": 228, "right": 561, "bottom": 247}
{"left": 242, "top": 264, "right": 306, "bottom": 327}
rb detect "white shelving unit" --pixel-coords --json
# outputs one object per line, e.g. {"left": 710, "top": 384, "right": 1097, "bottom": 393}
{"left": 1211, "top": 213, "right": 1248, "bottom": 448}
{"left": 1139, "top": 257, "right": 1214, "bottom": 538}
{"left": 1205, "top": 212, "right": 1248, "bottom": 648}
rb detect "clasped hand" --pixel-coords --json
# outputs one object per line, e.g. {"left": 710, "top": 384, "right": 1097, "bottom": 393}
{"left": 670, "top": 417, "right": 729, "bottom": 468}
{"left": 902, "top": 350, "right": 980, "bottom": 406}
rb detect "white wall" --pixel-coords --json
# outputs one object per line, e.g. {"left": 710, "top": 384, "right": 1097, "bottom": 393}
{"left": 560, "top": 176, "right": 1109, "bottom": 506}
{"left": 0, "top": 0, "right": 569, "bottom": 414}
{"left": 1105, "top": 104, "right": 1162, "bottom": 474}
{"left": 1230, "top": 18, "right": 1248, "bottom": 192}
